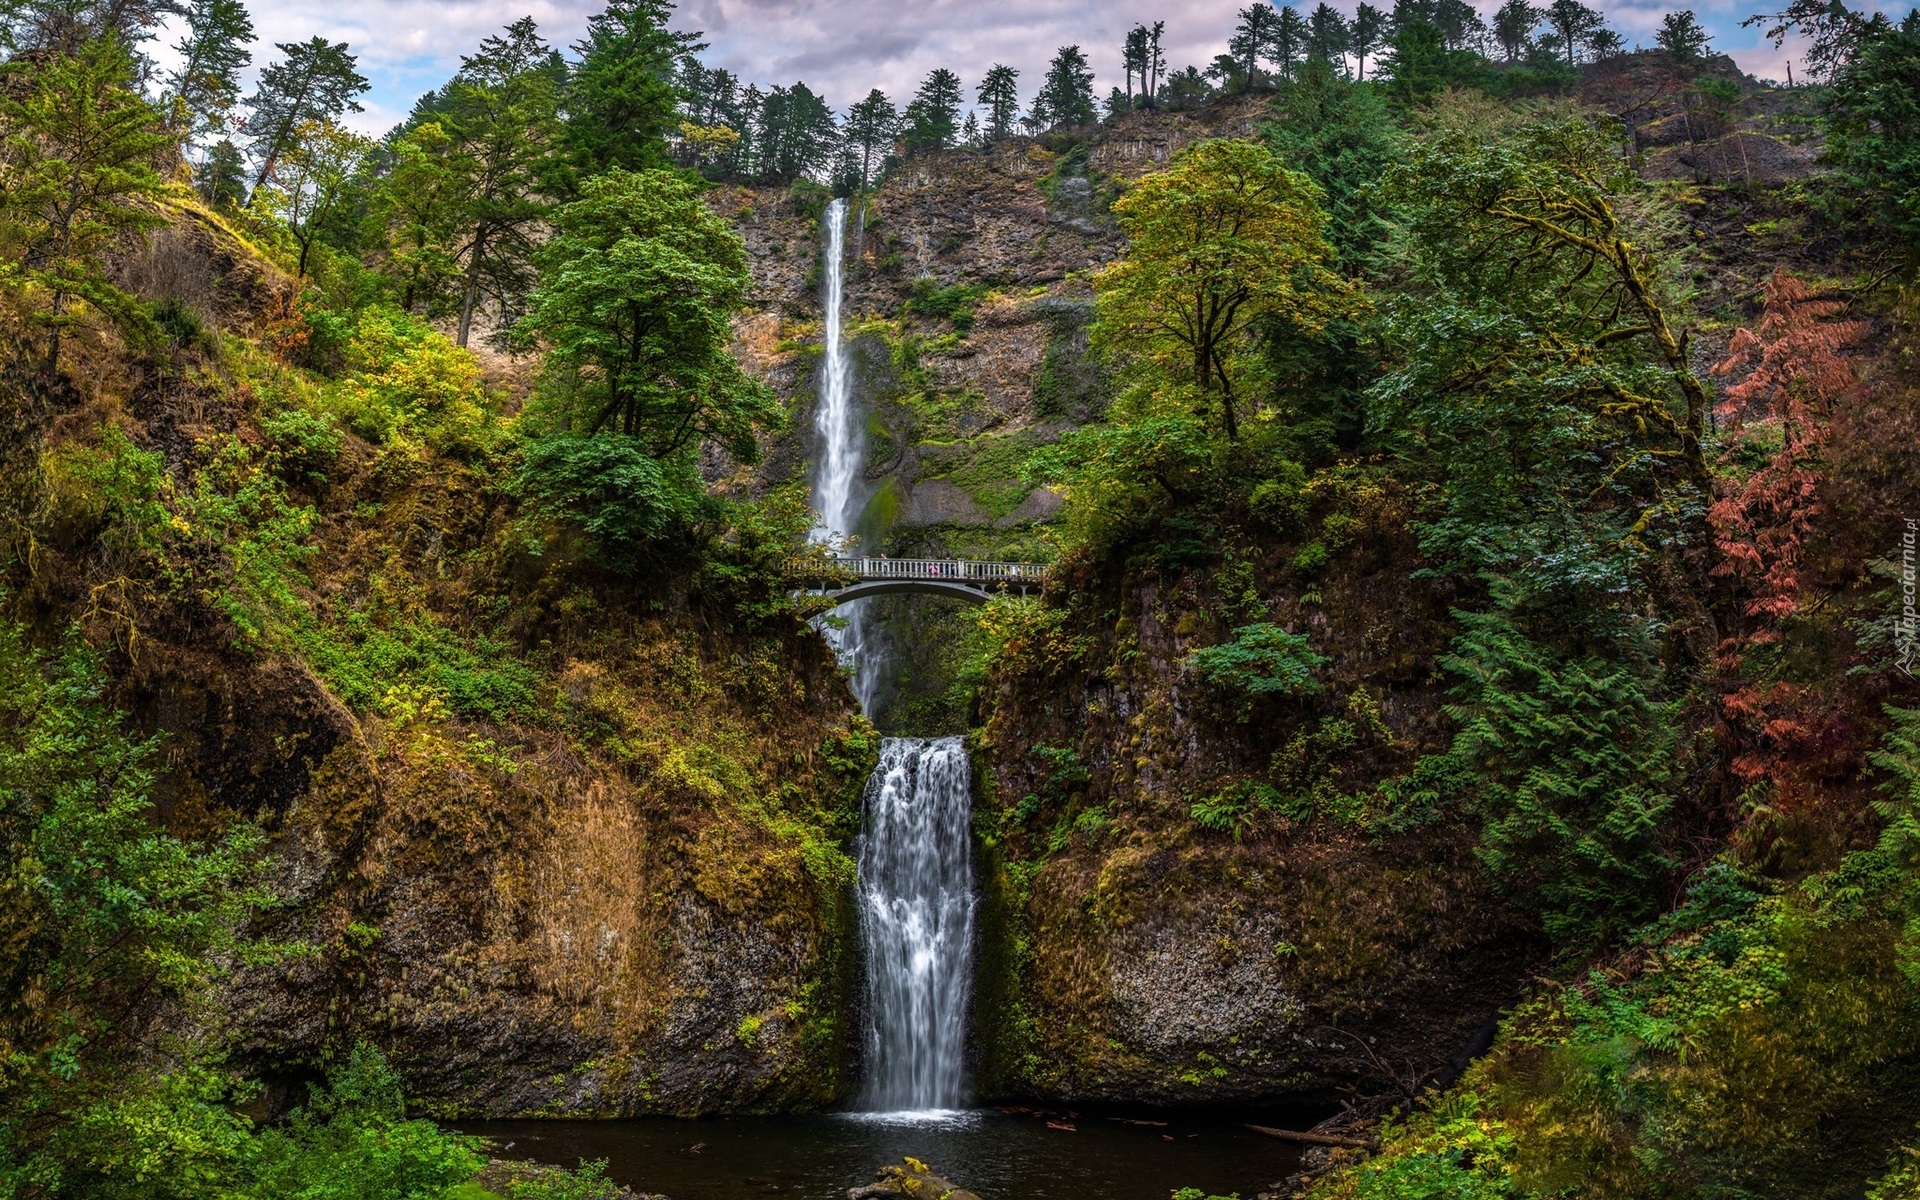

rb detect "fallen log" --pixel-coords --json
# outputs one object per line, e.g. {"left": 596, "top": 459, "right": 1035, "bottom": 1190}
{"left": 1245, "top": 1123, "right": 1376, "bottom": 1148}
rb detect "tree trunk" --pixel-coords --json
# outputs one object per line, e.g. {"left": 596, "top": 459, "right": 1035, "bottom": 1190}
{"left": 457, "top": 228, "right": 487, "bottom": 348}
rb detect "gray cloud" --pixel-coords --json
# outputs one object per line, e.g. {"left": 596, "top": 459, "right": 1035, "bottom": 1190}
{"left": 151, "top": 0, "right": 1913, "bottom": 135}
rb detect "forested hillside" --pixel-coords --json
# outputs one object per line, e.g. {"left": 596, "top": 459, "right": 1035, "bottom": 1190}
{"left": 2, "top": 0, "right": 1918, "bottom": 1196}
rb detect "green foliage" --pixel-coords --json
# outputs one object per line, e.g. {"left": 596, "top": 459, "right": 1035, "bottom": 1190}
{"left": 0, "top": 615, "right": 275, "bottom": 1197}
{"left": 903, "top": 278, "right": 987, "bottom": 332}
{"left": 1262, "top": 60, "right": 1402, "bottom": 267}
{"left": 1823, "top": 10, "right": 1920, "bottom": 260}
{"left": 0, "top": 37, "right": 174, "bottom": 371}
{"left": 517, "top": 167, "right": 776, "bottom": 452}
{"left": 297, "top": 602, "right": 539, "bottom": 724}
{"left": 1440, "top": 603, "right": 1679, "bottom": 945}
{"left": 262, "top": 407, "right": 343, "bottom": 484}
{"left": 505, "top": 1159, "right": 624, "bottom": 1200}
{"left": 244, "top": 1045, "right": 486, "bottom": 1200}
{"left": 514, "top": 431, "right": 707, "bottom": 565}
{"left": 323, "top": 307, "right": 498, "bottom": 459}
{"left": 561, "top": 0, "right": 699, "bottom": 179}
{"left": 1188, "top": 622, "right": 1327, "bottom": 695}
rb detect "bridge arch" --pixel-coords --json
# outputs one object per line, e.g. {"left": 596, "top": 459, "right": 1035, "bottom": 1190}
{"left": 795, "top": 557, "right": 1046, "bottom": 608}
{"left": 822, "top": 579, "right": 999, "bottom": 605}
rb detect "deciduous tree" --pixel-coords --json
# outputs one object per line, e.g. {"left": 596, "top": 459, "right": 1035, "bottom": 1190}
{"left": 1094, "top": 138, "right": 1350, "bottom": 440}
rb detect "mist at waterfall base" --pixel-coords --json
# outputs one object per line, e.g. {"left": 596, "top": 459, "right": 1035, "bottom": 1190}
{"left": 460, "top": 1112, "right": 1308, "bottom": 1200}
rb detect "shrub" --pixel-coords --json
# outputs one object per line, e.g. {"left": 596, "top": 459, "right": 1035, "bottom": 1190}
{"left": 1188, "top": 623, "right": 1327, "bottom": 695}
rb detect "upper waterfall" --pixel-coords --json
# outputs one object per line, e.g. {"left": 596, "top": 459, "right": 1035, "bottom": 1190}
{"left": 811, "top": 196, "right": 859, "bottom": 546}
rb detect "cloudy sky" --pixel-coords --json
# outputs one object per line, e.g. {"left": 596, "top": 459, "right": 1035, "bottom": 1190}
{"left": 150, "top": 0, "right": 1913, "bottom": 135}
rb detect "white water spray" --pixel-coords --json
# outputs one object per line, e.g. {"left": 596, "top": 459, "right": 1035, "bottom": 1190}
{"left": 811, "top": 201, "right": 976, "bottom": 1111}
{"left": 857, "top": 737, "right": 976, "bottom": 1111}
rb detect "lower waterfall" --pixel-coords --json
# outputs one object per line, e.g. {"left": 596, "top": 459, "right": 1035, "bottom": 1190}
{"left": 855, "top": 736, "right": 976, "bottom": 1111}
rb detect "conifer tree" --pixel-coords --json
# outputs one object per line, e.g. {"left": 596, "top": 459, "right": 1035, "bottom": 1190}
{"left": 975, "top": 64, "right": 1020, "bottom": 141}
{"left": 845, "top": 88, "right": 897, "bottom": 186}
{"left": 903, "top": 67, "right": 962, "bottom": 154}
{"left": 562, "top": 0, "right": 704, "bottom": 179}
{"left": 441, "top": 17, "right": 563, "bottom": 346}
{"left": 1493, "top": 0, "right": 1541, "bottom": 61}
{"left": 1351, "top": 3, "right": 1387, "bottom": 77}
{"left": 1229, "top": 4, "right": 1282, "bottom": 89}
{"left": 1275, "top": 5, "right": 1308, "bottom": 78}
{"left": 1545, "top": 0, "right": 1605, "bottom": 63}
{"left": 1656, "top": 10, "right": 1711, "bottom": 64}
{"left": 162, "top": 0, "right": 253, "bottom": 139}
{"left": 243, "top": 36, "right": 369, "bottom": 190}
{"left": 1032, "top": 45, "right": 1095, "bottom": 130}
{"left": 196, "top": 137, "right": 247, "bottom": 210}
{"left": 1307, "top": 3, "right": 1351, "bottom": 66}
{"left": 0, "top": 37, "right": 172, "bottom": 372}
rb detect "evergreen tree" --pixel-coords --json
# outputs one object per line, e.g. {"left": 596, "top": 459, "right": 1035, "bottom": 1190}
{"left": 1032, "top": 44, "right": 1095, "bottom": 130}
{"left": 0, "top": 0, "right": 183, "bottom": 58}
{"left": 1433, "top": 0, "right": 1486, "bottom": 49}
{"left": 162, "top": 0, "right": 253, "bottom": 139}
{"left": 903, "top": 67, "right": 962, "bottom": 154}
{"left": 0, "top": 37, "right": 172, "bottom": 372}
{"left": 1162, "top": 63, "right": 1213, "bottom": 108}
{"left": 961, "top": 109, "right": 980, "bottom": 146}
{"left": 441, "top": 17, "right": 563, "bottom": 346}
{"left": 975, "top": 64, "right": 1020, "bottom": 141}
{"left": 370, "top": 121, "right": 464, "bottom": 312}
{"left": 243, "top": 36, "right": 370, "bottom": 190}
{"left": 1229, "top": 4, "right": 1282, "bottom": 90}
{"left": 1493, "top": 0, "right": 1541, "bottom": 61}
{"left": 1307, "top": 3, "right": 1351, "bottom": 66}
{"left": 1123, "top": 24, "right": 1148, "bottom": 105}
{"left": 1545, "top": 0, "right": 1605, "bottom": 63}
{"left": 1656, "top": 10, "right": 1712, "bottom": 64}
{"left": 562, "top": 0, "right": 704, "bottom": 179}
{"left": 845, "top": 87, "right": 897, "bottom": 186}
{"left": 1351, "top": 3, "right": 1387, "bottom": 78}
{"left": 196, "top": 137, "right": 247, "bottom": 210}
{"left": 755, "top": 81, "right": 838, "bottom": 182}
{"left": 1263, "top": 57, "right": 1400, "bottom": 266}
{"left": 1587, "top": 27, "right": 1624, "bottom": 58}
{"left": 1274, "top": 4, "right": 1308, "bottom": 78}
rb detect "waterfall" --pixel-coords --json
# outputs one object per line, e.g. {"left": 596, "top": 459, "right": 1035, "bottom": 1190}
{"left": 810, "top": 202, "right": 975, "bottom": 1112}
{"left": 811, "top": 196, "right": 881, "bottom": 712}
{"left": 856, "top": 736, "right": 976, "bottom": 1112}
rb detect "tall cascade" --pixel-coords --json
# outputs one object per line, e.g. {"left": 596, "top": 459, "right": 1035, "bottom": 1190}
{"left": 856, "top": 737, "right": 976, "bottom": 1111}
{"left": 812, "top": 200, "right": 976, "bottom": 1112}
{"left": 810, "top": 196, "right": 880, "bottom": 711}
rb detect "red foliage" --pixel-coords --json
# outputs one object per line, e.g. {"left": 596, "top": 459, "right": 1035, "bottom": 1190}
{"left": 1707, "top": 271, "right": 1868, "bottom": 812}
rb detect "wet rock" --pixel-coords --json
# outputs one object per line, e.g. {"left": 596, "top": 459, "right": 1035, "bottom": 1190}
{"left": 849, "top": 1157, "right": 982, "bottom": 1200}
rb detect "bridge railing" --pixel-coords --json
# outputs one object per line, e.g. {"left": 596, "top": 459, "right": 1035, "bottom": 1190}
{"left": 846, "top": 557, "right": 1047, "bottom": 583}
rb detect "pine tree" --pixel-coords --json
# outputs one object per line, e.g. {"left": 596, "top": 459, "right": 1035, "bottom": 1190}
{"left": 1, "top": 0, "right": 184, "bottom": 58}
{"left": 195, "top": 137, "right": 247, "bottom": 210}
{"left": 1656, "top": 10, "right": 1711, "bottom": 64}
{"left": 1351, "top": 3, "right": 1387, "bottom": 78}
{"left": 1545, "top": 0, "right": 1604, "bottom": 63}
{"left": 441, "top": 17, "right": 563, "bottom": 346}
{"left": 562, "top": 0, "right": 705, "bottom": 179}
{"left": 1143, "top": 21, "right": 1167, "bottom": 103}
{"left": 1229, "top": 4, "right": 1281, "bottom": 90}
{"left": 845, "top": 88, "right": 897, "bottom": 186}
{"left": 975, "top": 64, "right": 1020, "bottom": 141}
{"left": 1123, "top": 24, "right": 1148, "bottom": 105}
{"left": 0, "top": 37, "right": 172, "bottom": 372}
{"left": 162, "top": 0, "right": 253, "bottom": 139}
{"left": 1032, "top": 45, "right": 1095, "bottom": 130}
{"left": 903, "top": 67, "right": 962, "bottom": 154}
{"left": 243, "top": 36, "right": 370, "bottom": 190}
{"left": 1274, "top": 5, "right": 1309, "bottom": 78}
{"left": 1493, "top": 0, "right": 1541, "bottom": 62}
{"left": 961, "top": 110, "right": 980, "bottom": 147}
{"left": 1307, "top": 3, "right": 1351, "bottom": 66}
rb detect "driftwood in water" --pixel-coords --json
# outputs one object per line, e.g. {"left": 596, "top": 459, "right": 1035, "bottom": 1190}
{"left": 1246, "top": 1123, "right": 1376, "bottom": 1148}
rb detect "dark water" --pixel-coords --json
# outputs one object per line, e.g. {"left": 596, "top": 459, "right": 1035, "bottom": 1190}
{"left": 461, "top": 1109, "right": 1306, "bottom": 1200}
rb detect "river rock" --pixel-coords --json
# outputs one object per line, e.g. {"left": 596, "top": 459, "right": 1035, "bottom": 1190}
{"left": 849, "top": 1158, "right": 982, "bottom": 1200}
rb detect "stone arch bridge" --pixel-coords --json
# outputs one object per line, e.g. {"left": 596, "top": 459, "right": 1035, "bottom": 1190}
{"left": 798, "top": 557, "right": 1047, "bottom": 605}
